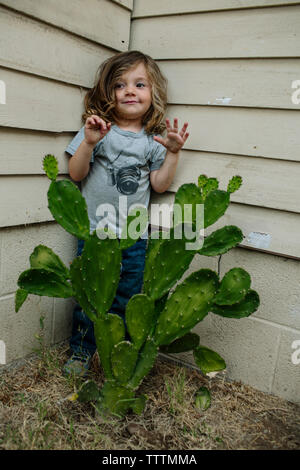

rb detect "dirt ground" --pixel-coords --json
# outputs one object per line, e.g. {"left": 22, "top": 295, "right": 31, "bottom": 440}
{"left": 0, "top": 341, "right": 299, "bottom": 450}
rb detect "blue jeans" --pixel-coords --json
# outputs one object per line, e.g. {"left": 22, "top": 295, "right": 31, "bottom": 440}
{"left": 69, "top": 237, "right": 147, "bottom": 356}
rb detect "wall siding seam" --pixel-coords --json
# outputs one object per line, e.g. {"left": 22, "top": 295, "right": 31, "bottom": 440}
{"left": 270, "top": 329, "right": 283, "bottom": 394}
{"left": 173, "top": 146, "right": 300, "bottom": 165}
{"left": 0, "top": 293, "right": 15, "bottom": 301}
{"left": 0, "top": 62, "right": 92, "bottom": 90}
{"left": 110, "top": 0, "right": 132, "bottom": 12}
{"left": 132, "top": 3, "right": 300, "bottom": 19}
{"left": 0, "top": 3, "right": 122, "bottom": 54}
{"left": 168, "top": 103, "right": 300, "bottom": 112}
{"left": 0, "top": 233, "right": 2, "bottom": 292}
{"left": 249, "top": 315, "right": 300, "bottom": 335}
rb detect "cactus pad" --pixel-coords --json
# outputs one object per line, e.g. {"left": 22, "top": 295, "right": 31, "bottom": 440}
{"left": 144, "top": 223, "right": 197, "bottom": 301}
{"left": 173, "top": 183, "right": 203, "bottom": 227}
{"left": 18, "top": 268, "right": 73, "bottom": 298}
{"left": 93, "top": 314, "right": 125, "bottom": 379}
{"left": 195, "top": 387, "right": 211, "bottom": 410}
{"left": 204, "top": 189, "right": 230, "bottom": 228}
{"left": 69, "top": 256, "right": 97, "bottom": 322}
{"left": 111, "top": 341, "right": 139, "bottom": 385}
{"left": 30, "top": 245, "right": 70, "bottom": 279}
{"left": 80, "top": 232, "right": 121, "bottom": 316}
{"left": 128, "top": 339, "right": 158, "bottom": 389}
{"left": 211, "top": 289, "right": 260, "bottom": 318}
{"left": 15, "top": 288, "right": 28, "bottom": 313}
{"left": 214, "top": 267, "right": 251, "bottom": 305}
{"left": 227, "top": 175, "right": 242, "bottom": 194}
{"left": 159, "top": 332, "right": 200, "bottom": 354}
{"left": 77, "top": 380, "right": 101, "bottom": 403}
{"left": 120, "top": 206, "right": 148, "bottom": 251}
{"left": 198, "top": 225, "right": 243, "bottom": 256}
{"left": 193, "top": 345, "right": 226, "bottom": 375}
{"left": 126, "top": 294, "right": 155, "bottom": 350}
{"left": 97, "top": 380, "right": 135, "bottom": 417}
{"left": 47, "top": 179, "right": 90, "bottom": 240}
{"left": 43, "top": 154, "right": 58, "bottom": 181}
{"left": 154, "top": 269, "right": 219, "bottom": 346}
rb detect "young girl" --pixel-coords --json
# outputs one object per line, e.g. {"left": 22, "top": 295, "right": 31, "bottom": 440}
{"left": 63, "top": 50, "right": 189, "bottom": 376}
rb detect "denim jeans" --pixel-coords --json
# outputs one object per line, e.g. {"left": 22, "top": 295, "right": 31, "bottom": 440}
{"left": 69, "top": 237, "right": 147, "bottom": 357}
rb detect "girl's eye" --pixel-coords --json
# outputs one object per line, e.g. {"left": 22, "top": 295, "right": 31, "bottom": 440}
{"left": 115, "top": 83, "right": 124, "bottom": 89}
{"left": 136, "top": 83, "right": 145, "bottom": 88}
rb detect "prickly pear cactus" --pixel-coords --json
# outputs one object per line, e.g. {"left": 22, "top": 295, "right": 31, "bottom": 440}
{"left": 16, "top": 155, "right": 260, "bottom": 417}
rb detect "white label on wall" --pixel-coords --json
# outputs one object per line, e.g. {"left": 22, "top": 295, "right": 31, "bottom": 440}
{"left": 246, "top": 232, "right": 271, "bottom": 249}
{"left": 0, "top": 340, "right": 6, "bottom": 365}
{"left": 0, "top": 80, "right": 6, "bottom": 104}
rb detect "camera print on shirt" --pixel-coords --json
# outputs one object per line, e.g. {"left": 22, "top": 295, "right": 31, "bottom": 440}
{"left": 107, "top": 151, "right": 146, "bottom": 195}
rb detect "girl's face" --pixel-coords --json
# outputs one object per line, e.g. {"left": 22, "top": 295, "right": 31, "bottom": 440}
{"left": 114, "top": 62, "right": 152, "bottom": 126}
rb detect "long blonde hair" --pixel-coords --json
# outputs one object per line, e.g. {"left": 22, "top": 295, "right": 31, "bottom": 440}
{"left": 83, "top": 51, "right": 168, "bottom": 135}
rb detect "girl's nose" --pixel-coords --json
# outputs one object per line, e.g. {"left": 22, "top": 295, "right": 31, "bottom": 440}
{"left": 125, "top": 85, "right": 135, "bottom": 94}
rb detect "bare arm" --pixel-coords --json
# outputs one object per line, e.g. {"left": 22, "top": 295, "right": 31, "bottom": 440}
{"left": 150, "top": 118, "right": 189, "bottom": 193}
{"left": 68, "top": 115, "right": 111, "bottom": 182}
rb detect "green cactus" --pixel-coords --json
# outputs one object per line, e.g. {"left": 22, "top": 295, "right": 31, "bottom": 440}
{"left": 43, "top": 154, "right": 58, "bottom": 181}
{"left": 47, "top": 178, "right": 90, "bottom": 241}
{"left": 159, "top": 332, "right": 200, "bottom": 354}
{"left": 93, "top": 314, "right": 125, "bottom": 379}
{"left": 80, "top": 232, "right": 121, "bottom": 316}
{"left": 30, "top": 245, "right": 70, "bottom": 280}
{"left": 111, "top": 341, "right": 139, "bottom": 385}
{"left": 193, "top": 345, "right": 226, "bottom": 375}
{"left": 15, "top": 155, "right": 260, "bottom": 417}
{"left": 195, "top": 386, "right": 211, "bottom": 411}
{"left": 227, "top": 175, "right": 242, "bottom": 194}
{"left": 143, "top": 223, "right": 198, "bottom": 301}
{"left": 153, "top": 269, "right": 219, "bottom": 346}
{"left": 198, "top": 225, "right": 243, "bottom": 256}
{"left": 125, "top": 294, "right": 155, "bottom": 350}
{"left": 214, "top": 267, "right": 251, "bottom": 305}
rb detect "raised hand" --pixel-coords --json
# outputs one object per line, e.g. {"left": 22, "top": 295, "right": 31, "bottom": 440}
{"left": 84, "top": 115, "right": 111, "bottom": 146}
{"left": 153, "top": 118, "right": 189, "bottom": 154}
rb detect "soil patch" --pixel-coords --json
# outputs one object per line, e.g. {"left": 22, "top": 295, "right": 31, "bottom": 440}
{"left": 0, "top": 342, "right": 299, "bottom": 450}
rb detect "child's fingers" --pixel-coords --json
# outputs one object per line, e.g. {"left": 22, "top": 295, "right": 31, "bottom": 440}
{"left": 179, "top": 122, "right": 189, "bottom": 137}
{"left": 183, "top": 132, "right": 189, "bottom": 142}
{"left": 165, "top": 118, "right": 172, "bottom": 132}
{"left": 173, "top": 118, "right": 178, "bottom": 133}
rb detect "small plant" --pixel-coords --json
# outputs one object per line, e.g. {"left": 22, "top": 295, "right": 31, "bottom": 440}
{"left": 15, "top": 155, "right": 260, "bottom": 417}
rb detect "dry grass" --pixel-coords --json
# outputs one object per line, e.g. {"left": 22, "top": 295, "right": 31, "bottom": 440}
{"left": 0, "top": 341, "right": 299, "bottom": 450}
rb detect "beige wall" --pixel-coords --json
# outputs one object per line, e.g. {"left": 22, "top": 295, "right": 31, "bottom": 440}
{"left": 0, "top": 0, "right": 132, "bottom": 363}
{"left": 131, "top": 0, "right": 300, "bottom": 404}
{"left": 0, "top": 0, "right": 299, "bottom": 404}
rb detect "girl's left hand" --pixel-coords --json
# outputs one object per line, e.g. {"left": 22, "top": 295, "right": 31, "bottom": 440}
{"left": 154, "top": 118, "right": 189, "bottom": 154}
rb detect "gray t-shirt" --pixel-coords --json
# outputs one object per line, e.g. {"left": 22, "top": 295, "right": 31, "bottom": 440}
{"left": 65, "top": 125, "right": 166, "bottom": 238}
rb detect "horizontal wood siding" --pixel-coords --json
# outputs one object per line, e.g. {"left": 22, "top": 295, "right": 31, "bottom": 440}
{"left": 133, "top": 0, "right": 300, "bottom": 17}
{"left": 0, "top": 6, "right": 113, "bottom": 87}
{"left": 158, "top": 59, "right": 300, "bottom": 111}
{"left": 131, "top": 6, "right": 300, "bottom": 58}
{"left": 150, "top": 192, "right": 300, "bottom": 259}
{"left": 131, "top": 2, "right": 300, "bottom": 259}
{"left": 0, "top": 0, "right": 131, "bottom": 51}
{"left": 0, "top": 1, "right": 131, "bottom": 232}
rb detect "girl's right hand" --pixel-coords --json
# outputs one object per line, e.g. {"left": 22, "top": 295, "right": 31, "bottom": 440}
{"left": 84, "top": 115, "right": 111, "bottom": 146}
